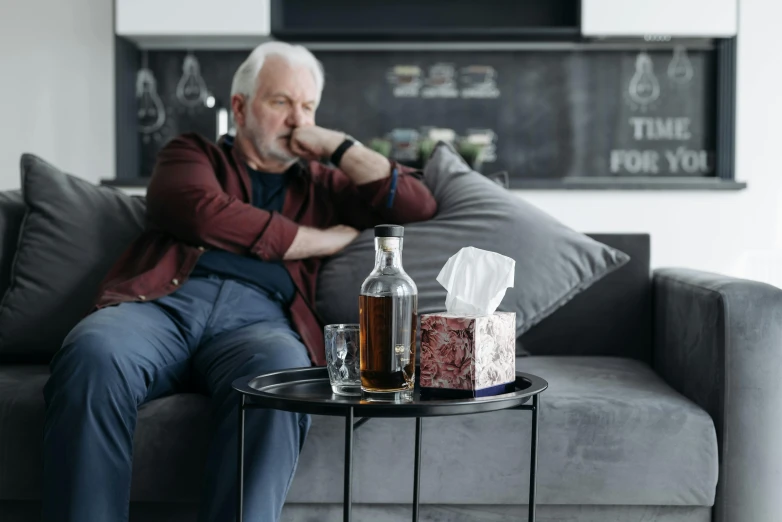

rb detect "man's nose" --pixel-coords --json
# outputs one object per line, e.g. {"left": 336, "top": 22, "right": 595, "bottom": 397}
{"left": 287, "top": 107, "right": 307, "bottom": 128}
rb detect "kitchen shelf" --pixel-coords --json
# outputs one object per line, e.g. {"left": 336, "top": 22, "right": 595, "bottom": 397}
{"left": 101, "top": 177, "right": 747, "bottom": 191}
{"left": 510, "top": 177, "right": 747, "bottom": 190}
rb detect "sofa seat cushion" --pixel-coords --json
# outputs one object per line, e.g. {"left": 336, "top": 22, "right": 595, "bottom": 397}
{"left": 0, "top": 357, "right": 718, "bottom": 507}
{"left": 287, "top": 356, "right": 718, "bottom": 506}
{"left": 0, "top": 365, "right": 211, "bottom": 503}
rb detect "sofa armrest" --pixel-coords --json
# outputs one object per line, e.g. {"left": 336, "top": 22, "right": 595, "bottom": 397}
{"left": 653, "top": 267, "right": 782, "bottom": 522}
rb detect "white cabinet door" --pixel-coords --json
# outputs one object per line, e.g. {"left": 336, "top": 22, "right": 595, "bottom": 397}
{"left": 116, "top": 0, "right": 270, "bottom": 37}
{"left": 582, "top": 0, "right": 737, "bottom": 37}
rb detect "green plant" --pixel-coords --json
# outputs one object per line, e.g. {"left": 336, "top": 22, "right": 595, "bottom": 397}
{"left": 366, "top": 136, "right": 486, "bottom": 171}
{"left": 457, "top": 140, "right": 484, "bottom": 169}
{"left": 368, "top": 138, "right": 392, "bottom": 158}
{"left": 418, "top": 138, "right": 437, "bottom": 164}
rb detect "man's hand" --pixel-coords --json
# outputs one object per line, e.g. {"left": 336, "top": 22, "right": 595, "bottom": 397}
{"left": 283, "top": 225, "right": 359, "bottom": 260}
{"left": 292, "top": 125, "right": 391, "bottom": 185}
{"left": 289, "top": 126, "right": 345, "bottom": 161}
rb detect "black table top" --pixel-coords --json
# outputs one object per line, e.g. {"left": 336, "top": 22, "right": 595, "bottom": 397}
{"left": 233, "top": 367, "right": 548, "bottom": 418}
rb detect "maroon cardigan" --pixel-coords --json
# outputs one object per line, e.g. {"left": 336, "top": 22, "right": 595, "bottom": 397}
{"left": 95, "top": 133, "right": 437, "bottom": 366}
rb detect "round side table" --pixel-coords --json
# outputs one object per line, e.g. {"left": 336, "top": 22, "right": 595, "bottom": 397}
{"left": 233, "top": 368, "right": 548, "bottom": 522}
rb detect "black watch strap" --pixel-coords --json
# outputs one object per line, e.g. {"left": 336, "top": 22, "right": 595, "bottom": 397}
{"left": 330, "top": 137, "right": 356, "bottom": 168}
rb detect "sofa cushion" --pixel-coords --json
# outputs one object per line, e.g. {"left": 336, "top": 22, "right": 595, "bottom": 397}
{"left": 0, "top": 365, "right": 46, "bottom": 500}
{"left": 0, "top": 365, "right": 211, "bottom": 503}
{"left": 0, "top": 191, "right": 26, "bottom": 298}
{"left": 520, "top": 234, "right": 653, "bottom": 362}
{"left": 288, "top": 356, "right": 718, "bottom": 506}
{"left": 316, "top": 142, "right": 630, "bottom": 345}
{"left": 0, "top": 155, "right": 146, "bottom": 361}
{"left": 0, "top": 357, "right": 718, "bottom": 507}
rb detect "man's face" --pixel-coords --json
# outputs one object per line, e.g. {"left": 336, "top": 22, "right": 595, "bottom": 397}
{"left": 234, "top": 55, "right": 318, "bottom": 165}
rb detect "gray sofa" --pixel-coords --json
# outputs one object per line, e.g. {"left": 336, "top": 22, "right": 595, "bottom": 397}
{"left": 0, "top": 192, "right": 780, "bottom": 522}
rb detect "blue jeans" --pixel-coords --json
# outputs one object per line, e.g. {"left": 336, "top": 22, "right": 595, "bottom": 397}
{"left": 42, "top": 275, "right": 312, "bottom": 522}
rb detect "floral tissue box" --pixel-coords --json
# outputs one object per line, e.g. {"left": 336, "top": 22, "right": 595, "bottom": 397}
{"left": 420, "top": 311, "right": 516, "bottom": 397}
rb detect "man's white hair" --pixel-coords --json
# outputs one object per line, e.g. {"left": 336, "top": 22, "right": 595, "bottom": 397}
{"left": 231, "top": 41, "right": 325, "bottom": 105}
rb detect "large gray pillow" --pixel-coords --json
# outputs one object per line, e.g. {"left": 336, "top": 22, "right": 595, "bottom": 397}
{"left": 0, "top": 154, "right": 146, "bottom": 361}
{"left": 316, "top": 142, "right": 630, "bottom": 345}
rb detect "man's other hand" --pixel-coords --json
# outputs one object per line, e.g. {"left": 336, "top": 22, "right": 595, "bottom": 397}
{"left": 283, "top": 224, "right": 359, "bottom": 260}
{"left": 289, "top": 126, "right": 344, "bottom": 161}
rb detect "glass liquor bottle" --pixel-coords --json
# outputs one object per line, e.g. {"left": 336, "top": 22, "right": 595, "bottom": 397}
{"left": 359, "top": 224, "right": 418, "bottom": 401}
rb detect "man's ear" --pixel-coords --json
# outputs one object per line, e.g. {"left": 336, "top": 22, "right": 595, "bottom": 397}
{"left": 231, "top": 94, "right": 247, "bottom": 128}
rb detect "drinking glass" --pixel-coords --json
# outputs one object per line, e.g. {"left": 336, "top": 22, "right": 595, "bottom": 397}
{"left": 324, "top": 324, "right": 361, "bottom": 396}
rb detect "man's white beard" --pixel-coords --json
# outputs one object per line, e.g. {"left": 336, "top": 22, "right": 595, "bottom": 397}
{"left": 244, "top": 111, "right": 297, "bottom": 164}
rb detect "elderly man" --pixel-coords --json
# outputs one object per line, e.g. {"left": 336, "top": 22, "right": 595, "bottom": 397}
{"left": 41, "top": 41, "right": 436, "bottom": 522}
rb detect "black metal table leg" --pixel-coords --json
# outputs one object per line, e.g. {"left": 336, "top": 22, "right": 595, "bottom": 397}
{"left": 237, "top": 394, "right": 245, "bottom": 522}
{"left": 528, "top": 394, "right": 540, "bottom": 522}
{"left": 413, "top": 417, "right": 422, "bottom": 522}
{"left": 344, "top": 407, "right": 354, "bottom": 522}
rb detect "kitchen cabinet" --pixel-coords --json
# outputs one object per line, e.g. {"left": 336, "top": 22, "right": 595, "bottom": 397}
{"left": 116, "top": 0, "right": 270, "bottom": 47}
{"left": 581, "top": 0, "right": 737, "bottom": 37}
{"left": 270, "top": 0, "right": 580, "bottom": 41}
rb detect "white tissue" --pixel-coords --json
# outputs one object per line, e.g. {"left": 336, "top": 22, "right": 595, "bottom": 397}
{"left": 436, "top": 247, "right": 515, "bottom": 316}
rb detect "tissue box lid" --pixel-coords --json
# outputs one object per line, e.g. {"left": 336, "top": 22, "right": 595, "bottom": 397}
{"left": 423, "top": 311, "right": 515, "bottom": 320}
{"left": 420, "top": 312, "right": 515, "bottom": 391}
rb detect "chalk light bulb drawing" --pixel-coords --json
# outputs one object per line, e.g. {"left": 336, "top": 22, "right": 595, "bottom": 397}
{"left": 136, "top": 68, "right": 166, "bottom": 142}
{"left": 668, "top": 45, "right": 694, "bottom": 84}
{"left": 629, "top": 52, "right": 660, "bottom": 106}
{"left": 176, "top": 53, "right": 209, "bottom": 107}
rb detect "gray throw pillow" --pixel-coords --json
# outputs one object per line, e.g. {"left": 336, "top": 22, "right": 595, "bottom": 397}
{"left": 316, "top": 142, "right": 630, "bottom": 347}
{"left": 0, "top": 154, "right": 146, "bottom": 361}
{"left": 0, "top": 191, "right": 26, "bottom": 296}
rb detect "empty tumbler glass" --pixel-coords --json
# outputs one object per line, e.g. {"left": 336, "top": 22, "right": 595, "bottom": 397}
{"left": 324, "top": 324, "right": 361, "bottom": 396}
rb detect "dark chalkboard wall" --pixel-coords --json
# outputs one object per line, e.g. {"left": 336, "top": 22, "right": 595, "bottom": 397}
{"left": 134, "top": 47, "right": 716, "bottom": 182}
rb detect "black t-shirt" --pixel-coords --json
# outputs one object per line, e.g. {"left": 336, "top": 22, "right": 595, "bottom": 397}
{"left": 191, "top": 163, "right": 296, "bottom": 304}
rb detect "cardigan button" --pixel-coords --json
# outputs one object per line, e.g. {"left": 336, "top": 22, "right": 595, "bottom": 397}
{"left": 138, "top": 295, "right": 146, "bottom": 301}
{"left": 172, "top": 279, "right": 179, "bottom": 286}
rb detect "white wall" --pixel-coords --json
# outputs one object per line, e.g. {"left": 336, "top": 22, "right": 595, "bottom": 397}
{"left": 0, "top": 0, "right": 114, "bottom": 189}
{"left": 1, "top": 0, "right": 779, "bottom": 280}
{"left": 518, "top": 0, "right": 782, "bottom": 281}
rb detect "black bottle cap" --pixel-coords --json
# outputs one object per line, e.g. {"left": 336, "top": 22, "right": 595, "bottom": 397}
{"left": 374, "top": 224, "right": 404, "bottom": 238}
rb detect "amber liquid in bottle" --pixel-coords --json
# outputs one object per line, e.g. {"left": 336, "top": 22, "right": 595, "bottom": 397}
{"left": 359, "top": 295, "right": 417, "bottom": 392}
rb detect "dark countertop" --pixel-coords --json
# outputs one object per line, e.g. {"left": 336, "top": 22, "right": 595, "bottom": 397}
{"left": 101, "top": 176, "right": 747, "bottom": 191}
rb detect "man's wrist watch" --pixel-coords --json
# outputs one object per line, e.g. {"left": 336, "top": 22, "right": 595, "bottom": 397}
{"left": 330, "top": 135, "right": 359, "bottom": 168}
